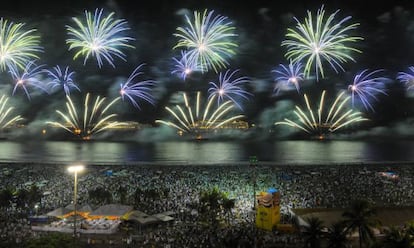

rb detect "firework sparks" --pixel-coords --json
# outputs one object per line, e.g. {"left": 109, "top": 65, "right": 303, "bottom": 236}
{"left": 9, "top": 60, "right": 47, "bottom": 100}
{"left": 156, "top": 91, "right": 244, "bottom": 136}
{"left": 275, "top": 90, "right": 367, "bottom": 136}
{"left": 45, "top": 65, "right": 80, "bottom": 96}
{"left": 0, "top": 18, "right": 42, "bottom": 72}
{"left": 282, "top": 6, "right": 362, "bottom": 80}
{"left": 171, "top": 50, "right": 203, "bottom": 80}
{"left": 173, "top": 9, "right": 237, "bottom": 73}
{"left": 66, "top": 8, "right": 135, "bottom": 68}
{"left": 119, "top": 64, "right": 155, "bottom": 109}
{"left": 0, "top": 95, "right": 23, "bottom": 130}
{"left": 272, "top": 61, "right": 304, "bottom": 94}
{"left": 46, "top": 93, "right": 125, "bottom": 139}
{"left": 347, "top": 69, "right": 389, "bottom": 112}
{"left": 208, "top": 69, "right": 252, "bottom": 110}
{"left": 397, "top": 66, "right": 414, "bottom": 91}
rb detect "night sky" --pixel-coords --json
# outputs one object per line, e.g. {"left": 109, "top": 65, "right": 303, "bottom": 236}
{"left": 0, "top": 0, "right": 413, "bottom": 140}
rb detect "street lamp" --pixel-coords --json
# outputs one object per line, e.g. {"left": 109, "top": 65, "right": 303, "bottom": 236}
{"left": 34, "top": 204, "right": 39, "bottom": 216}
{"left": 68, "top": 165, "right": 84, "bottom": 238}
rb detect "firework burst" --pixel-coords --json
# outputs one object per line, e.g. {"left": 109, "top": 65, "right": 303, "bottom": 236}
{"left": 171, "top": 50, "right": 203, "bottom": 80}
{"left": 46, "top": 93, "right": 124, "bottom": 139}
{"left": 208, "top": 69, "right": 252, "bottom": 110}
{"left": 0, "top": 18, "right": 42, "bottom": 72}
{"left": 397, "top": 66, "right": 414, "bottom": 91}
{"left": 347, "top": 69, "right": 389, "bottom": 112}
{"left": 45, "top": 65, "right": 80, "bottom": 96}
{"left": 156, "top": 91, "right": 244, "bottom": 136}
{"left": 9, "top": 60, "right": 47, "bottom": 100}
{"left": 173, "top": 9, "right": 237, "bottom": 73}
{"left": 119, "top": 64, "right": 155, "bottom": 109}
{"left": 66, "top": 8, "right": 135, "bottom": 68}
{"left": 0, "top": 95, "right": 23, "bottom": 130}
{"left": 272, "top": 61, "right": 304, "bottom": 94}
{"left": 275, "top": 90, "right": 367, "bottom": 136}
{"left": 282, "top": 6, "right": 362, "bottom": 80}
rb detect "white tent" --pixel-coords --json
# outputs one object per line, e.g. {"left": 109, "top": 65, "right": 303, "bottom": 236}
{"left": 153, "top": 213, "right": 174, "bottom": 222}
{"left": 89, "top": 204, "right": 133, "bottom": 218}
{"left": 78, "top": 204, "right": 93, "bottom": 213}
{"left": 46, "top": 207, "right": 72, "bottom": 217}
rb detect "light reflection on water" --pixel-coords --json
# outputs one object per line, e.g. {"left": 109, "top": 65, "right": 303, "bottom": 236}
{"left": 0, "top": 140, "right": 412, "bottom": 165}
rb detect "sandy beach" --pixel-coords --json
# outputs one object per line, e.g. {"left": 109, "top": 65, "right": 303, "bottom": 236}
{"left": 1, "top": 161, "right": 413, "bottom": 246}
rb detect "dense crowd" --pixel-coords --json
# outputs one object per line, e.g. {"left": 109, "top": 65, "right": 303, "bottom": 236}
{"left": 0, "top": 162, "right": 413, "bottom": 246}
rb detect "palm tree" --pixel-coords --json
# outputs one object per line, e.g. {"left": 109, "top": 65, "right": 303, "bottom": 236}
{"left": 406, "top": 222, "right": 414, "bottom": 237}
{"left": 0, "top": 188, "right": 13, "bottom": 209}
{"left": 16, "top": 188, "right": 29, "bottom": 209}
{"left": 222, "top": 197, "right": 235, "bottom": 225}
{"left": 0, "top": 188, "right": 14, "bottom": 220}
{"left": 342, "top": 199, "right": 379, "bottom": 248}
{"left": 302, "top": 216, "right": 324, "bottom": 248}
{"left": 407, "top": 223, "right": 414, "bottom": 247}
{"left": 381, "top": 226, "right": 414, "bottom": 248}
{"left": 27, "top": 185, "right": 43, "bottom": 208}
{"left": 199, "top": 187, "right": 225, "bottom": 226}
{"left": 327, "top": 222, "right": 348, "bottom": 248}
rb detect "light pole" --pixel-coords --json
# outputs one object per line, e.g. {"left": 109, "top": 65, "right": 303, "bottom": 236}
{"left": 68, "top": 165, "right": 84, "bottom": 238}
{"left": 34, "top": 204, "right": 39, "bottom": 216}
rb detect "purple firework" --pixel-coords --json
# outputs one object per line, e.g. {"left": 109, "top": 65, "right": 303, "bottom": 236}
{"left": 272, "top": 61, "right": 304, "bottom": 95}
{"left": 171, "top": 50, "right": 203, "bottom": 81}
{"left": 397, "top": 66, "right": 414, "bottom": 91}
{"left": 9, "top": 61, "right": 47, "bottom": 100}
{"left": 120, "top": 64, "right": 155, "bottom": 109}
{"left": 348, "top": 69, "right": 389, "bottom": 112}
{"left": 45, "top": 65, "right": 80, "bottom": 96}
{"left": 208, "top": 69, "right": 252, "bottom": 110}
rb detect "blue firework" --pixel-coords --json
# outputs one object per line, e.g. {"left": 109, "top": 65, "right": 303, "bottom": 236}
{"left": 348, "top": 69, "right": 389, "bottom": 112}
{"left": 208, "top": 69, "right": 252, "bottom": 110}
{"left": 171, "top": 50, "right": 203, "bottom": 80}
{"left": 66, "top": 8, "right": 135, "bottom": 68}
{"left": 45, "top": 66, "right": 80, "bottom": 96}
{"left": 397, "top": 66, "right": 414, "bottom": 91}
{"left": 120, "top": 64, "right": 155, "bottom": 109}
{"left": 9, "top": 61, "right": 47, "bottom": 100}
{"left": 272, "top": 61, "right": 304, "bottom": 95}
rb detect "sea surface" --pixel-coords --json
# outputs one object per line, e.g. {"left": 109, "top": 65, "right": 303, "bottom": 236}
{"left": 0, "top": 140, "right": 413, "bottom": 166}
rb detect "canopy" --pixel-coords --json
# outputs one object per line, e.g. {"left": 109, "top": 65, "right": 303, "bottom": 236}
{"left": 65, "top": 203, "right": 74, "bottom": 211}
{"left": 78, "top": 204, "right": 93, "bottom": 213}
{"left": 124, "top": 210, "right": 175, "bottom": 225}
{"left": 132, "top": 216, "right": 160, "bottom": 225}
{"left": 46, "top": 207, "right": 72, "bottom": 218}
{"left": 89, "top": 204, "right": 133, "bottom": 219}
{"left": 123, "top": 210, "right": 149, "bottom": 220}
{"left": 153, "top": 213, "right": 174, "bottom": 222}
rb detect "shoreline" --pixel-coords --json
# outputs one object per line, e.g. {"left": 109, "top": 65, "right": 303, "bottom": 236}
{"left": 1, "top": 160, "right": 414, "bottom": 167}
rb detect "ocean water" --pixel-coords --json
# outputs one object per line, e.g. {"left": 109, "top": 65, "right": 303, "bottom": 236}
{"left": 0, "top": 140, "right": 412, "bottom": 166}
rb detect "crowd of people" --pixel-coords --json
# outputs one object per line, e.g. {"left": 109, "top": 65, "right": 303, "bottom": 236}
{"left": 0, "top": 162, "right": 413, "bottom": 246}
